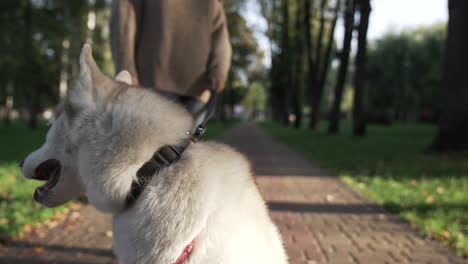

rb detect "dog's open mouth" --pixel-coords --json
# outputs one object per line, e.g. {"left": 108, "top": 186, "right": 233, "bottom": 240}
{"left": 33, "top": 159, "right": 61, "bottom": 202}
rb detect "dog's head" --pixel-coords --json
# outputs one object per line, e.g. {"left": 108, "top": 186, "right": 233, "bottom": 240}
{"left": 22, "top": 44, "right": 193, "bottom": 212}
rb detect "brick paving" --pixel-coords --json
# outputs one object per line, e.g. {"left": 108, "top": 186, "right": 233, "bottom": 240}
{"left": 219, "top": 122, "right": 466, "bottom": 264}
{"left": 1, "top": 121, "right": 466, "bottom": 264}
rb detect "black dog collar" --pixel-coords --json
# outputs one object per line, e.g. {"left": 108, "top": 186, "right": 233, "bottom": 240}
{"left": 124, "top": 140, "right": 192, "bottom": 207}
{"left": 124, "top": 90, "right": 217, "bottom": 208}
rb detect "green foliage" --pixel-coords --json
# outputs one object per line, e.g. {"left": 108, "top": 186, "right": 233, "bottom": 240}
{"left": 218, "top": 1, "right": 266, "bottom": 116}
{"left": 263, "top": 121, "right": 468, "bottom": 257}
{"left": 0, "top": 121, "right": 65, "bottom": 235}
{"left": 367, "top": 23, "right": 446, "bottom": 123}
{"left": 200, "top": 120, "right": 236, "bottom": 140}
{"left": 242, "top": 82, "right": 267, "bottom": 112}
{"left": 0, "top": 0, "right": 112, "bottom": 124}
{"left": 259, "top": 0, "right": 340, "bottom": 124}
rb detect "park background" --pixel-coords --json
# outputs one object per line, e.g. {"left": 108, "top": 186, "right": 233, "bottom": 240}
{"left": 0, "top": 0, "right": 467, "bottom": 261}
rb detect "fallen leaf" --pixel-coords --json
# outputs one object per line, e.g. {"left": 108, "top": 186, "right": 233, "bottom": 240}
{"left": 425, "top": 195, "right": 435, "bottom": 203}
{"left": 34, "top": 247, "right": 46, "bottom": 254}
{"left": 23, "top": 224, "right": 32, "bottom": 232}
{"left": 440, "top": 230, "right": 451, "bottom": 240}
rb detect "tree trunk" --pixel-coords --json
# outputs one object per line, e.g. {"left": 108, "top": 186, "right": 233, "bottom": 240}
{"left": 431, "top": 0, "right": 468, "bottom": 151}
{"left": 308, "top": 0, "right": 327, "bottom": 129}
{"left": 24, "top": 0, "right": 39, "bottom": 129}
{"left": 279, "top": 0, "right": 291, "bottom": 126}
{"left": 304, "top": 0, "right": 319, "bottom": 129}
{"left": 315, "top": 0, "right": 327, "bottom": 76}
{"left": 292, "top": 0, "right": 305, "bottom": 129}
{"left": 352, "top": 0, "right": 371, "bottom": 136}
{"left": 311, "top": 0, "right": 341, "bottom": 129}
{"left": 270, "top": 58, "right": 281, "bottom": 122}
{"left": 28, "top": 96, "right": 40, "bottom": 129}
{"left": 260, "top": 0, "right": 279, "bottom": 123}
{"left": 58, "top": 7, "right": 71, "bottom": 99}
{"left": 328, "top": 0, "right": 356, "bottom": 133}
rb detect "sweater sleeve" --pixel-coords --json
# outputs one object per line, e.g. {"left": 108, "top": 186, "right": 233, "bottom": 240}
{"left": 207, "top": 2, "right": 232, "bottom": 82}
{"left": 110, "top": 0, "right": 141, "bottom": 78}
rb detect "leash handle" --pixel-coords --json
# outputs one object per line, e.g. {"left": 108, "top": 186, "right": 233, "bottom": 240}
{"left": 190, "top": 89, "right": 217, "bottom": 138}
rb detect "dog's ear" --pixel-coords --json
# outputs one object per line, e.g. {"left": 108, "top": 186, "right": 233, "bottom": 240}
{"left": 65, "top": 44, "right": 113, "bottom": 119}
{"left": 79, "top": 44, "right": 109, "bottom": 91}
{"left": 115, "top": 70, "right": 132, "bottom": 85}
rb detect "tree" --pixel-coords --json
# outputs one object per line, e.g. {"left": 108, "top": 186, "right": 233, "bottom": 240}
{"left": 277, "top": 0, "right": 292, "bottom": 125}
{"left": 308, "top": 0, "right": 326, "bottom": 129}
{"left": 220, "top": 1, "right": 264, "bottom": 120}
{"left": 303, "top": 0, "right": 318, "bottom": 128}
{"left": 259, "top": 0, "right": 281, "bottom": 121}
{"left": 291, "top": 0, "right": 305, "bottom": 128}
{"left": 309, "top": 0, "right": 342, "bottom": 129}
{"left": 365, "top": 24, "right": 445, "bottom": 124}
{"left": 0, "top": 1, "right": 106, "bottom": 128}
{"left": 328, "top": 0, "right": 356, "bottom": 133}
{"left": 431, "top": 0, "right": 468, "bottom": 151}
{"left": 352, "top": 0, "right": 371, "bottom": 136}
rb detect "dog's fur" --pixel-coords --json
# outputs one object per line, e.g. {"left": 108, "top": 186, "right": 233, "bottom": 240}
{"left": 21, "top": 45, "right": 288, "bottom": 264}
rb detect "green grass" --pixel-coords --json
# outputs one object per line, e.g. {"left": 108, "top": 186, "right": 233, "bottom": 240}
{"left": 0, "top": 119, "right": 233, "bottom": 236}
{"left": 262, "top": 121, "right": 468, "bottom": 257}
{"left": 0, "top": 121, "right": 66, "bottom": 236}
{"left": 201, "top": 120, "right": 236, "bottom": 139}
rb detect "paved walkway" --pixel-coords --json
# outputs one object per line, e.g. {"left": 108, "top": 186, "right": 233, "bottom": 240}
{"left": 220, "top": 123, "right": 466, "bottom": 264}
{"left": 1, "top": 122, "right": 465, "bottom": 264}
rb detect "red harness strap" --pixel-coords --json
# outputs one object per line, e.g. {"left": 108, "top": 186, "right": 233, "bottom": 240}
{"left": 172, "top": 238, "right": 196, "bottom": 264}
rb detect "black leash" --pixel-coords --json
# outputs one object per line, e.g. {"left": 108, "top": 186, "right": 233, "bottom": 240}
{"left": 124, "top": 90, "right": 217, "bottom": 208}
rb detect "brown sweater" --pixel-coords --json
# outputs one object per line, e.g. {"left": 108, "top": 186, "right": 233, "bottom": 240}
{"left": 110, "top": 0, "right": 232, "bottom": 100}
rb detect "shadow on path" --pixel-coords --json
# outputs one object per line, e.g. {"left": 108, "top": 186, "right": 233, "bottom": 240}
{"left": 4, "top": 241, "right": 113, "bottom": 257}
{"left": 268, "top": 201, "right": 387, "bottom": 214}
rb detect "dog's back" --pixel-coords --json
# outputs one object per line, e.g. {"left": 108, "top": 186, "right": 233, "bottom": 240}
{"left": 113, "top": 141, "right": 288, "bottom": 263}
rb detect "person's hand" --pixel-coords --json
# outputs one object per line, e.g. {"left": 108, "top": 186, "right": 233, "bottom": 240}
{"left": 210, "top": 77, "right": 225, "bottom": 94}
{"left": 132, "top": 76, "right": 140, "bottom": 86}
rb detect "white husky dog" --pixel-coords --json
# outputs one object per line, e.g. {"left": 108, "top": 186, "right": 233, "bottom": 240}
{"left": 21, "top": 45, "right": 288, "bottom": 264}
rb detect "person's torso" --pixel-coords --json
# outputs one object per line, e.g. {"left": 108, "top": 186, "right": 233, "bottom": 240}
{"left": 135, "top": 0, "right": 217, "bottom": 98}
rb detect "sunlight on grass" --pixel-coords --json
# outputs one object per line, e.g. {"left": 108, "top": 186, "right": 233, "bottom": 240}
{"left": 0, "top": 163, "right": 66, "bottom": 235}
{"left": 0, "top": 121, "right": 65, "bottom": 236}
{"left": 262, "top": 121, "right": 468, "bottom": 257}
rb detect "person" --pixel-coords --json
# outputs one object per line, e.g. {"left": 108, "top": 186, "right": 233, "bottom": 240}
{"left": 110, "top": 0, "right": 232, "bottom": 112}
